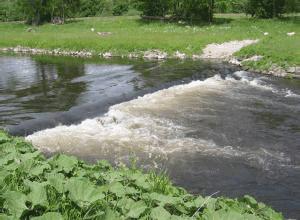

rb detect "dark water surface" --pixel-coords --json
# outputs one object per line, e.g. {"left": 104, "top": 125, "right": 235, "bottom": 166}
{"left": 1, "top": 55, "right": 300, "bottom": 218}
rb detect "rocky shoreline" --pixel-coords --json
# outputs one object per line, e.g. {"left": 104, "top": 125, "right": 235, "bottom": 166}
{"left": 1, "top": 44, "right": 299, "bottom": 78}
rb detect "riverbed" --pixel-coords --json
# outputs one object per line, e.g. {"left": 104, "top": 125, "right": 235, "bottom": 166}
{"left": 1, "top": 54, "right": 299, "bottom": 218}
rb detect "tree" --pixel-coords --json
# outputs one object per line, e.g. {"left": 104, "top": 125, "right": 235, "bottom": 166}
{"left": 16, "top": 0, "right": 80, "bottom": 25}
{"left": 134, "top": 0, "right": 170, "bottom": 17}
{"left": 284, "top": 0, "right": 300, "bottom": 13}
{"left": 245, "top": 0, "right": 286, "bottom": 18}
{"left": 134, "top": 0, "right": 214, "bottom": 22}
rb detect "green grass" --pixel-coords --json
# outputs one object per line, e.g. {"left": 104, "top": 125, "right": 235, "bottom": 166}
{"left": 0, "top": 131, "right": 284, "bottom": 220}
{"left": 0, "top": 15, "right": 299, "bottom": 71}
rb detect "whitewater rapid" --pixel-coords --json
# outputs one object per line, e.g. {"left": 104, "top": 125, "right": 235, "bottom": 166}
{"left": 26, "top": 72, "right": 299, "bottom": 171}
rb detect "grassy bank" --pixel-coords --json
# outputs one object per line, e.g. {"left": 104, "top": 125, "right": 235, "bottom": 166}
{"left": 0, "top": 131, "right": 283, "bottom": 219}
{"left": 0, "top": 15, "right": 299, "bottom": 71}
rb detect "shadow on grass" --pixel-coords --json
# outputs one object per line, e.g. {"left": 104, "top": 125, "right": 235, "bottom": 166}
{"left": 136, "top": 17, "right": 235, "bottom": 27}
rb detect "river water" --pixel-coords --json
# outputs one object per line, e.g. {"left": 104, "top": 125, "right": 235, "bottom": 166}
{"left": 1, "top": 55, "right": 300, "bottom": 218}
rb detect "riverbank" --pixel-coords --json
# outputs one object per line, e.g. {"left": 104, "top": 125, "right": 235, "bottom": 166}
{"left": 0, "top": 15, "right": 299, "bottom": 76}
{"left": 0, "top": 130, "right": 284, "bottom": 219}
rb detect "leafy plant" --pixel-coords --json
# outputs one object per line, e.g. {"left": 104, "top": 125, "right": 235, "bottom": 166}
{"left": 0, "top": 130, "right": 284, "bottom": 219}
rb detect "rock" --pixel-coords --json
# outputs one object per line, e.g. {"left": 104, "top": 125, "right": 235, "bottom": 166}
{"left": 27, "top": 28, "right": 33, "bottom": 32}
{"left": 229, "top": 58, "right": 242, "bottom": 66}
{"left": 97, "top": 32, "right": 112, "bottom": 37}
{"left": 143, "top": 50, "right": 167, "bottom": 59}
{"left": 268, "top": 65, "right": 288, "bottom": 77}
{"left": 287, "top": 32, "right": 295, "bottom": 36}
{"left": 192, "top": 55, "right": 201, "bottom": 60}
{"left": 287, "top": 66, "right": 300, "bottom": 74}
{"left": 174, "top": 51, "right": 186, "bottom": 59}
{"left": 128, "top": 53, "right": 139, "bottom": 58}
{"left": 102, "top": 52, "right": 113, "bottom": 58}
{"left": 243, "top": 55, "right": 264, "bottom": 62}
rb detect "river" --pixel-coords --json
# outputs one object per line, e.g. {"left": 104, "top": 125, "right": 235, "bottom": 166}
{"left": 1, "top": 54, "right": 299, "bottom": 218}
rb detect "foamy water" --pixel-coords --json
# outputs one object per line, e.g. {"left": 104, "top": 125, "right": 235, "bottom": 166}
{"left": 26, "top": 72, "right": 299, "bottom": 172}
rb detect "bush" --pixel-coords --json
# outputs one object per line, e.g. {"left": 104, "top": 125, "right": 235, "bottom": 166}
{"left": 214, "top": 0, "right": 247, "bottom": 13}
{"left": 112, "top": 2, "right": 129, "bottom": 16}
{"left": 172, "top": 0, "right": 214, "bottom": 22}
{"left": 284, "top": 0, "right": 300, "bottom": 13}
{"left": 134, "top": 0, "right": 170, "bottom": 17}
{"left": 134, "top": 0, "right": 214, "bottom": 22}
{"left": 79, "top": 0, "right": 106, "bottom": 17}
{"left": 245, "top": 0, "right": 286, "bottom": 18}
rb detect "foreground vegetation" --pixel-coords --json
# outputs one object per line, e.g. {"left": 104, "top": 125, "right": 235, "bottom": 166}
{"left": 0, "top": 131, "right": 283, "bottom": 219}
{"left": 0, "top": 15, "right": 299, "bottom": 72}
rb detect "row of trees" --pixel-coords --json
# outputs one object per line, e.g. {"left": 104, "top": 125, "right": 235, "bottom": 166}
{"left": 0, "top": 0, "right": 133, "bottom": 23}
{"left": 0, "top": 0, "right": 299, "bottom": 24}
{"left": 133, "top": 0, "right": 214, "bottom": 22}
{"left": 137, "top": 0, "right": 299, "bottom": 20}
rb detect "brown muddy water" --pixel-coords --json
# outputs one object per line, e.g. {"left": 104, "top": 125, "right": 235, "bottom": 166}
{"left": 1, "top": 54, "right": 300, "bottom": 218}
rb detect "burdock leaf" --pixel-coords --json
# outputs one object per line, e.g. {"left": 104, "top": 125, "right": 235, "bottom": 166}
{"left": 65, "top": 178, "right": 105, "bottom": 207}
{"left": 126, "top": 200, "right": 147, "bottom": 219}
{"left": 26, "top": 181, "right": 48, "bottom": 207}
{"left": 0, "top": 214, "right": 16, "bottom": 220}
{"left": 3, "top": 191, "right": 28, "bottom": 218}
{"left": 50, "top": 154, "right": 78, "bottom": 173}
{"left": 150, "top": 206, "right": 171, "bottom": 220}
{"left": 46, "top": 173, "right": 65, "bottom": 193}
{"left": 32, "top": 212, "right": 64, "bottom": 220}
{"left": 109, "top": 182, "right": 126, "bottom": 197}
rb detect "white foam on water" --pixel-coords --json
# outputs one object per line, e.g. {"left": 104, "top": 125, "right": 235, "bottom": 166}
{"left": 26, "top": 74, "right": 292, "bottom": 170}
{"left": 230, "top": 71, "right": 300, "bottom": 98}
{"left": 285, "top": 90, "right": 300, "bottom": 98}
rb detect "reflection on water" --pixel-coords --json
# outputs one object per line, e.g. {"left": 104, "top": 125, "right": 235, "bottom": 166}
{"left": 1, "top": 55, "right": 229, "bottom": 135}
{"left": 1, "top": 55, "right": 300, "bottom": 218}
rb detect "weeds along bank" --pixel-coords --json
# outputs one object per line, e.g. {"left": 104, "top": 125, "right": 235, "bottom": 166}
{"left": 0, "top": 131, "right": 284, "bottom": 219}
{"left": 0, "top": 15, "right": 299, "bottom": 76}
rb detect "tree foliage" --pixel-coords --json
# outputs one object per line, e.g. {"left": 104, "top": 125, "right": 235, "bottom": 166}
{"left": 245, "top": 0, "right": 286, "bottom": 18}
{"left": 15, "top": 0, "right": 80, "bottom": 25}
{"left": 0, "top": 0, "right": 299, "bottom": 23}
{"left": 134, "top": 0, "right": 214, "bottom": 22}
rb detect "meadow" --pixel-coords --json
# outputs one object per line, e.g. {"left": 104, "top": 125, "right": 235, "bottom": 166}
{"left": 0, "top": 14, "right": 299, "bottom": 72}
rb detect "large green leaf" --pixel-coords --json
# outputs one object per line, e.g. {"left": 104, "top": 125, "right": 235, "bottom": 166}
{"left": 46, "top": 173, "right": 65, "bottom": 193}
{"left": 126, "top": 200, "right": 147, "bottom": 219}
{"left": 149, "top": 192, "right": 181, "bottom": 206}
{"left": 0, "top": 214, "right": 16, "bottom": 220}
{"left": 203, "top": 209, "right": 242, "bottom": 220}
{"left": 65, "top": 178, "right": 105, "bottom": 207}
{"left": 104, "top": 208, "right": 120, "bottom": 220}
{"left": 30, "top": 163, "right": 51, "bottom": 176}
{"left": 109, "top": 182, "right": 126, "bottom": 197}
{"left": 0, "top": 132, "right": 10, "bottom": 144}
{"left": 31, "top": 212, "right": 63, "bottom": 220}
{"left": 26, "top": 181, "right": 49, "bottom": 207}
{"left": 150, "top": 206, "right": 171, "bottom": 220}
{"left": 3, "top": 191, "right": 28, "bottom": 218}
{"left": 50, "top": 154, "right": 78, "bottom": 173}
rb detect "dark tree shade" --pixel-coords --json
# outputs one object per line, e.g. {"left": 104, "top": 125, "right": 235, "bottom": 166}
{"left": 245, "top": 0, "right": 286, "bottom": 18}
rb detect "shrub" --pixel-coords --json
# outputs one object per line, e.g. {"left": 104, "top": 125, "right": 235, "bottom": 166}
{"left": 245, "top": 0, "right": 286, "bottom": 18}
{"left": 112, "top": 2, "right": 129, "bottom": 16}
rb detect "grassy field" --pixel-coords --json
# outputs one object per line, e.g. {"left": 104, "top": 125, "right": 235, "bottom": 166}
{"left": 0, "top": 131, "right": 283, "bottom": 219}
{"left": 0, "top": 15, "right": 299, "bottom": 71}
